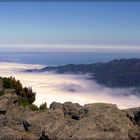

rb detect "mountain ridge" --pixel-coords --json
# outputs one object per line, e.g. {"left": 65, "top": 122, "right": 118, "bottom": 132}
{"left": 26, "top": 58, "right": 140, "bottom": 88}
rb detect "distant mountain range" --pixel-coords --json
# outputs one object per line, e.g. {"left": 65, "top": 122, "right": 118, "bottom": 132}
{"left": 26, "top": 58, "right": 140, "bottom": 88}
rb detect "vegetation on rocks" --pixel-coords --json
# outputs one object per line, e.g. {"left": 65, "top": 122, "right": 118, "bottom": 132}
{"left": 0, "top": 76, "right": 48, "bottom": 111}
{"left": 0, "top": 90, "right": 5, "bottom": 96}
{"left": 17, "top": 97, "right": 30, "bottom": 107}
{"left": 2, "top": 76, "right": 35, "bottom": 104}
{"left": 28, "top": 104, "right": 39, "bottom": 111}
{"left": 28, "top": 103, "right": 47, "bottom": 111}
{"left": 39, "top": 102, "right": 47, "bottom": 110}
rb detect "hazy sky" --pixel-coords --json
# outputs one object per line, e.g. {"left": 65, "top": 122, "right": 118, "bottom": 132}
{"left": 0, "top": 2, "right": 140, "bottom": 51}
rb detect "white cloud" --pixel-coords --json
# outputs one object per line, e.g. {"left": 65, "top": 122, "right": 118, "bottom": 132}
{"left": 0, "top": 62, "right": 140, "bottom": 109}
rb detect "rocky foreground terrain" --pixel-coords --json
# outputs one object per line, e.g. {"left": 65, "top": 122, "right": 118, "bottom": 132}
{"left": 0, "top": 92, "right": 140, "bottom": 140}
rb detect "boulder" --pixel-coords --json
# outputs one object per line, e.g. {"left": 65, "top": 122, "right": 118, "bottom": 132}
{"left": 50, "top": 102, "right": 63, "bottom": 110}
{"left": 62, "top": 102, "right": 86, "bottom": 120}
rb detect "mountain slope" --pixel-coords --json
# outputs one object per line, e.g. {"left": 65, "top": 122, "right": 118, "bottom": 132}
{"left": 27, "top": 58, "right": 140, "bottom": 88}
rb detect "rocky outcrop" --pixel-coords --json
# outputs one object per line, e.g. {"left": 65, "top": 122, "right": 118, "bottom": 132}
{"left": 0, "top": 94, "right": 140, "bottom": 139}
{"left": 0, "top": 78, "right": 3, "bottom": 90}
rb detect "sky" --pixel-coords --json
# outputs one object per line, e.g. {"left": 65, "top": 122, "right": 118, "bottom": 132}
{"left": 0, "top": 2, "right": 140, "bottom": 51}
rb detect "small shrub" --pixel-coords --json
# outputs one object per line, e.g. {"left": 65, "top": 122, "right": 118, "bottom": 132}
{"left": 39, "top": 102, "right": 47, "bottom": 110}
{"left": 0, "top": 90, "right": 5, "bottom": 96}
{"left": 3, "top": 77, "right": 12, "bottom": 88}
{"left": 22, "top": 87, "right": 36, "bottom": 104}
{"left": 2, "top": 77, "right": 36, "bottom": 104}
{"left": 18, "top": 97, "right": 29, "bottom": 107}
{"left": 28, "top": 104, "right": 39, "bottom": 111}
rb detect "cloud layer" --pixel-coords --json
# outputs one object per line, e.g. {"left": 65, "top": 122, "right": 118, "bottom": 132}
{"left": 0, "top": 62, "right": 140, "bottom": 109}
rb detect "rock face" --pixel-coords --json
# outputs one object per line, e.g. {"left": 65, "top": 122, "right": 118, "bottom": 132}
{"left": 0, "top": 78, "right": 3, "bottom": 90}
{"left": 0, "top": 94, "right": 140, "bottom": 139}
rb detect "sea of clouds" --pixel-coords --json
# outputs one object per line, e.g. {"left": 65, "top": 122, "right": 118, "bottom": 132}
{"left": 0, "top": 62, "right": 140, "bottom": 109}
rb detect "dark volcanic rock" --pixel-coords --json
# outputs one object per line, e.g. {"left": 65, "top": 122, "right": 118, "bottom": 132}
{"left": 123, "top": 107, "right": 140, "bottom": 126}
{"left": 62, "top": 102, "right": 85, "bottom": 120}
